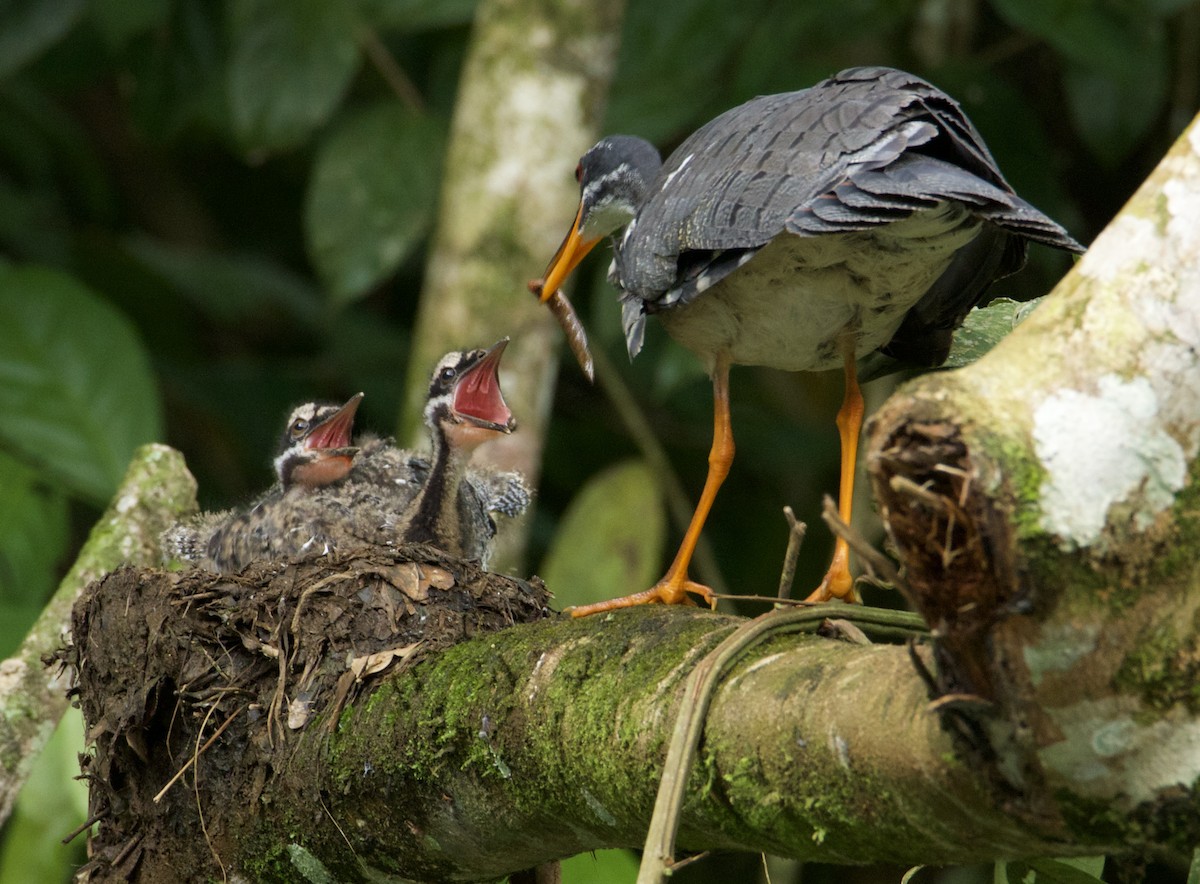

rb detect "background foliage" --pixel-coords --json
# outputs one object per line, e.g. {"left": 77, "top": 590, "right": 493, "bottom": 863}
{"left": 0, "top": 0, "right": 1196, "bottom": 881}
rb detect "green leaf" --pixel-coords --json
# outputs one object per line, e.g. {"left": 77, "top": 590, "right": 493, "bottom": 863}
{"left": 1063, "top": 55, "right": 1167, "bottom": 168}
{"left": 124, "top": 236, "right": 324, "bottom": 327}
{"left": 0, "top": 451, "right": 69, "bottom": 655}
{"left": 560, "top": 849, "right": 640, "bottom": 884}
{"left": 998, "top": 858, "right": 1105, "bottom": 884}
{"left": 539, "top": 460, "right": 666, "bottom": 610}
{"left": 227, "top": 0, "right": 361, "bottom": 152}
{"left": 0, "top": 0, "right": 86, "bottom": 79}
{"left": 989, "top": 0, "right": 1169, "bottom": 165}
{"left": 0, "top": 266, "right": 163, "bottom": 504}
{"left": 127, "top": 0, "right": 229, "bottom": 140}
{"left": 304, "top": 102, "right": 444, "bottom": 304}
{"left": 87, "top": 0, "right": 170, "bottom": 51}
{"left": 939, "top": 297, "right": 1043, "bottom": 371}
{"left": 359, "top": 0, "right": 479, "bottom": 31}
{"left": 0, "top": 708, "right": 88, "bottom": 883}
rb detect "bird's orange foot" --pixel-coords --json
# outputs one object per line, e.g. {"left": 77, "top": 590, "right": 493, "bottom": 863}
{"left": 567, "top": 575, "right": 716, "bottom": 618}
{"left": 803, "top": 564, "right": 858, "bottom": 604}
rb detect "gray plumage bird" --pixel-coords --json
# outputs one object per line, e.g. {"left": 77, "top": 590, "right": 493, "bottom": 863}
{"left": 163, "top": 394, "right": 368, "bottom": 571}
{"left": 396, "top": 339, "right": 523, "bottom": 563}
{"left": 163, "top": 344, "right": 528, "bottom": 573}
{"left": 534, "top": 66, "right": 1084, "bottom": 615}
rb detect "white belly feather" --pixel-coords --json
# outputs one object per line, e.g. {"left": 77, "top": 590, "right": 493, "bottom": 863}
{"left": 657, "top": 203, "right": 981, "bottom": 371}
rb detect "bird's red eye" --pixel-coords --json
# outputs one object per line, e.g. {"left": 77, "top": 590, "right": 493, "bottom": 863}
{"left": 574, "top": 162, "right": 582, "bottom": 183}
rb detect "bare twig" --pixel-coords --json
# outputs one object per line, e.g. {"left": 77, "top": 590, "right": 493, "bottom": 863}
{"left": 153, "top": 706, "right": 243, "bottom": 804}
{"left": 776, "top": 506, "right": 807, "bottom": 601}
{"left": 819, "top": 496, "right": 904, "bottom": 592}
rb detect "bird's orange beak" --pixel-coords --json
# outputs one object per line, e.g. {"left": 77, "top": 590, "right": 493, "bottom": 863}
{"left": 535, "top": 203, "right": 602, "bottom": 304}
{"left": 529, "top": 202, "right": 599, "bottom": 382}
{"left": 305, "top": 393, "right": 363, "bottom": 451}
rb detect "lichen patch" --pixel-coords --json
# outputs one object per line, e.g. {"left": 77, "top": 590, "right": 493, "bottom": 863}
{"left": 1037, "top": 696, "right": 1200, "bottom": 803}
{"left": 1034, "top": 375, "right": 1187, "bottom": 548}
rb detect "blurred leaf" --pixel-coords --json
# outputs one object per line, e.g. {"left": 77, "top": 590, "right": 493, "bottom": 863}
{"left": 360, "top": 0, "right": 479, "bottom": 31}
{"left": 732, "top": 0, "right": 915, "bottom": 99}
{"left": 0, "top": 708, "right": 88, "bottom": 884}
{"left": 560, "top": 849, "right": 641, "bottom": 884}
{"left": 128, "top": 0, "right": 228, "bottom": 139}
{"left": 606, "top": 0, "right": 753, "bottom": 141}
{"left": 0, "top": 0, "right": 86, "bottom": 80}
{"left": 0, "top": 78, "right": 117, "bottom": 228}
{"left": 304, "top": 102, "right": 444, "bottom": 304}
{"left": 0, "top": 451, "right": 69, "bottom": 655}
{"left": 539, "top": 460, "right": 665, "bottom": 609}
{"left": 0, "top": 265, "right": 163, "bottom": 504}
{"left": 0, "top": 176, "right": 71, "bottom": 265}
{"left": 1062, "top": 57, "right": 1167, "bottom": 167}
{"left": 989, "top": 0, "right": 1169, "bottom": 165}
{"left": 124, "top": 236, "right": 324, "bottom": 327}
{"left": 87, "top": 0, "right": 170, "bottom": 51}
{"left": 227, "top": 0, "right": 361, "bottom": 152}
{"left": 998, "top": 857, "right": 1105, "bottom": 884}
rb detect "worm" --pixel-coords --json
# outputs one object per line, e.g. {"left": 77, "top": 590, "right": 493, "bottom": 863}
{"left": 528, "top": 278, "right": 595, "bottom": 383}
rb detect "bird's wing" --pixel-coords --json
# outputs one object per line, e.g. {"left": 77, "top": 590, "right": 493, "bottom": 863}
{"left": 618, "top": 66, "right": 1081, "bottom": 308}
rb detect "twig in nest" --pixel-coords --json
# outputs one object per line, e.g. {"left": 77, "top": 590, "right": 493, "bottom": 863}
{"left": 152, "top": 705, "right": 243, "bottom": 803}
{"left": 776, "top": 506, "right": 807, "bottom": 600}
{"left": 888, "top": 474, "right": 972, "bottom": 570}
{"left": 109, "top": 833, "right": 143, "bottom": 871}
{"left": 927, "top": 693, "right": 994, "bottom": 714}
{"left": 61, "top": 811, "right": 104, "bottom": 845}
{"left": 819, "top": 495, "right": 905, "bottom": 593}
{"left": 193, "top": 703, "right": 228, "bottom": 882}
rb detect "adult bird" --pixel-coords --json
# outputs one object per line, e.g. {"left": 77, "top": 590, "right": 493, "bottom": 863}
{"left": 533, "top": 66, "right": 1083, "bottom": 615}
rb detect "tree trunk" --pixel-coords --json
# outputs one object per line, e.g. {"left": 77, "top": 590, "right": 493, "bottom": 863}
{"left": 0, "top": 445, "right": 195, "bottom": 825}
{"left": 402, "top": 0, "right": 626, "bottom": 572}
{"left": 865, "top": 111, "right": 1200, "bottom": 849}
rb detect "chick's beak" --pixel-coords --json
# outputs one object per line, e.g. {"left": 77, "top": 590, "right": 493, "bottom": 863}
{"left": 452, "top": 340, "right": 515, "bottom": 433}
{"left": 306, "top": 392, "right": 364, "bottom": 450}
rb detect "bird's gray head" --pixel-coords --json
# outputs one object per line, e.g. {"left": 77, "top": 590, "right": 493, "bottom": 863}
{"left": 423, "top": 339, "right": 517, "bottom": 453}
{"left": 576, "top": 135, "right": 663, "bottom": 239}
{"left": 273, "top": 392, "right": 363, "bottom": 489}
{"left": 533, "top": 135, "right": 663, "bottom": 315}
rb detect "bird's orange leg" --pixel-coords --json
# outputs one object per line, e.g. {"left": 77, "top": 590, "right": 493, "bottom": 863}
{"left": 806, "top": 337, "right": 863, "bottom": 604}
{"left": 568, "top": 355, "right": 732, "bottom": 617}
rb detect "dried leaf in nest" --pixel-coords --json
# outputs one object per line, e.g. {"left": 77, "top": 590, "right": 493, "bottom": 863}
{"left": 349, "top": 642, "right": 423, "bottom": 679}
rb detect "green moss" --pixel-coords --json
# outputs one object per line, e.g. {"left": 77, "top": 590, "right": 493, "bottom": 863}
{"left": 973, "top": 427, "right": 1047, "bottom": 542}
{"left": 1114, "top": 612, "right": 1200, "bottom": 713}
{"left": 1152, "top": 464, "right": 1200, "bottom": 583}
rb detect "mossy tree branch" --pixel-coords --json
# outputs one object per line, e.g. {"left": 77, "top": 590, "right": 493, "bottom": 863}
{"left": 865, "top": 110, "right": 1200, "bottom": 845}
{"left": 230, "top": 110, "right": 1198, "bottom": 881}
{"left": 0, "top": 445, "right": 195, "bottom": 824}
{"left": 68, "top": 70, "right": 1200, "bottom": 884}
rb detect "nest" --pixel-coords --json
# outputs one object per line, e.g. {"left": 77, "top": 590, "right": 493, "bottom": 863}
{"left": 61, "top": 545, "right": 553, "bottom": 881}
